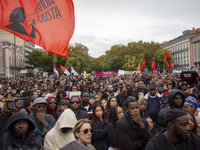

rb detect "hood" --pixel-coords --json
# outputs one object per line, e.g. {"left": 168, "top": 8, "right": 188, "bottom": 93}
{"left": 8, "top": 112, "right": 35, "bottom": 136}
{"left": 55, "top": 109, "right": 77, "bottom": 131}
{"left": 168, "top": 89, "right": 185, "bottom": 108}
{"left": 46, "top": 96, "right": 58, "bottom": 119}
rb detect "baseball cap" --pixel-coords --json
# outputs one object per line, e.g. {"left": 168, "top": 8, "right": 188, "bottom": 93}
{"left": 33, "top": 97, "right": 47, "bottom": 106}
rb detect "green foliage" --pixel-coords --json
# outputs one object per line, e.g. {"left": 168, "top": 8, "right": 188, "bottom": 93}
{"left": 28, "top": 41, "right": 172, "bottom": 74}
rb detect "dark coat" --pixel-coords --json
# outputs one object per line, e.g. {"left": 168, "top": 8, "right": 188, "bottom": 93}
{"left": 156, "top": 89, "right": 186, "bottom": 130}
{"left": 116, "top": 112, "right": 152, "bottom": 150}
{"left": 145, "top": 130, "right": 200, "bottom": 150}
{"left": 75, "top": 109, "right": 89, "bottom": 120}
{"left": 91, "top": 118, "right": 109, "bottom": 150}
{"left": 0, "top": 112, "right": 43, "bottom": 150}
{"left": 107, "top": 122, "right": 118, "bottom": 148}
{"left": 117, "top": 91, "right": 137, "bottom": 107}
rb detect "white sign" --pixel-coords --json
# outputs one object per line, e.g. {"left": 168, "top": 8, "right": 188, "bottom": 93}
{"left": 20, "top": 70, "right": 27, "bottom": 74}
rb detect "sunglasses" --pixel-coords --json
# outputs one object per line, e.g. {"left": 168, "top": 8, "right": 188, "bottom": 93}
{"left": 80, "top": 128, "right": 93, "bottom": 134}
{"left": 70, "top": 101, "right": 80, "bottom": 104}
{"left": 48, "top": 102, "right": 57, "bottom": 105}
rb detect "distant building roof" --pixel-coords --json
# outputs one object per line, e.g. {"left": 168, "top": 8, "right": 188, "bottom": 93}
{"left": 161, "top": 41, "right": 168, "bottom": 45}
{"left": 191, "top": 28, "right": 200, "bottom": 33}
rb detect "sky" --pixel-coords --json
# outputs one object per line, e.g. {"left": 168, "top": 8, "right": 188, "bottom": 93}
{"left": 69, "top": 0, "right": 200, "bottom": 58}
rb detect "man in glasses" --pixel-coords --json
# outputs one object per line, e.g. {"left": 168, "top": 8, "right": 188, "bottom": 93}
{"left": 69, "top": 96, "right": 89, "bottom": 120}
{"left": 30, "top": 97, "right": 56, "bottom": 144}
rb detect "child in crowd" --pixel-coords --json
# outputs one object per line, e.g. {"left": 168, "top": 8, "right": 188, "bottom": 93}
{"left": 138, "top": 98, "right": 148, "bottom": 118}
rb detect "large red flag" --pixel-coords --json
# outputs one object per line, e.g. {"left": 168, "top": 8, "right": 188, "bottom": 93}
{"left": 0, "top": 0, "right": 75, "bottom": 56}
{"left": 137, "top": 63, "right": 140, "bottom": 71}
{"left": 140, "top": 59, "right": 146, "bottom": 71}
{"left": 151, "top": 59, "right": 156, "bottom": 75}
{"left": 164, "top": 51, "right": 173, "bottom": 70}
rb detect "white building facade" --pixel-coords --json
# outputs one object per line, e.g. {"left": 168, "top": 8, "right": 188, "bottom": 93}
{"left": 161, "top": 29, "right": 200, "bottom": 71}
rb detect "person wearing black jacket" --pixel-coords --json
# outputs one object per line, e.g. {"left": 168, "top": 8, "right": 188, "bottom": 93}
{"left": 116, "top": 97, "right": 152, "bottom": 150}
{"left": 91, "top": 103, "right": 109, "bottom": 150}
{"left": 146, "top": 109, "right": 200, "bottom": 150}
{"left": 0, "top": 98, "right": 43, "bottom": 150}
{"left": 107, "top": 106, "right": 124, "bottom": 150}
{"left": 117, "top": 82, "right": 137, "bottom": 107}
{"left": 156, "top": 89, "right": 187, "bottom": 130}
{"left": 69, "top": 96, "right": 89, "bottom": 120}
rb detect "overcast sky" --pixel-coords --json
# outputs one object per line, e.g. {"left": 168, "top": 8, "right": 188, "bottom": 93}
{"left": 69, "top": 0, "right": 200, "bottom": 58}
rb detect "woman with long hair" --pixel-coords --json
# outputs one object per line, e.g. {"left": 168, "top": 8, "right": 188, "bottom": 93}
{"left": 91, "top": 103, "right": 109, "bottom": 150}
{"left": 107, "top": 106, "right": 124, "bottom": 150}
{"left": 104, "top": 96, "right": 119, "bottom": 119}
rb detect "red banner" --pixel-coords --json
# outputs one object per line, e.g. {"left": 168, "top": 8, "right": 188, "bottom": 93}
{"left": 95, "top": 71, "right": 118, "bottom": 75}
{"left": 164, "top": 51, "right": 173, "bottom": 70}
{"left": 0, "top": 0, "right": 75, "bottom": 56}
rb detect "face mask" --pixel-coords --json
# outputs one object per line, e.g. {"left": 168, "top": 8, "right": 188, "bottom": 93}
{"left": 61, "top": 128, "right": 71, "bottom": 133}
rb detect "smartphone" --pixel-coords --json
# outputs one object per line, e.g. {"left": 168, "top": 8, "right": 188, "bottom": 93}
{"left": 7, "top": 97, "right": 30, "bottom": 109}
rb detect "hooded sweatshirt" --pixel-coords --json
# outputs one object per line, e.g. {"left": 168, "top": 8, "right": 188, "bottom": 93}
{"left": 156, "top": 89, "right": 186, "bottom": 128}
{"left": 46, "top": 96, "right": 60, "bottom": 120}
{"left": 44, "top": 109, "right": 77, "bottom": 150}
{"left": 0, "top": 112, "right": 43, "bottom": 150}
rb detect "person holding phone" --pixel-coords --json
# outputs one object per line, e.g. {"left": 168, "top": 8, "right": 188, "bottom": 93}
{"left": 0, "top": 98, "right": 43, "bottom": 150}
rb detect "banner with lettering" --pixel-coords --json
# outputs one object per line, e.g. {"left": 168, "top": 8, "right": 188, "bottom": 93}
{"left": 0, "top": 0, "right": 75, "bottom": 56}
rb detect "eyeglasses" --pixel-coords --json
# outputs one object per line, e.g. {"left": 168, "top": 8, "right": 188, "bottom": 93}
{"left": 80, "top": 128, "right": 93, "bottom": 134}
{"left": 70, "top": 101, "right": 80, "bottom": 104}
{"left": 48, "top": 102, "right": 57, "bottom": 105}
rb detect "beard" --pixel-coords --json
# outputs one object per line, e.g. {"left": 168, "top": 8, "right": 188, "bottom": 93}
{"left": 108, "top": 90, "right": 113, "bottom": 94}
{"left": 174, "top": 126, "right": 190, "bottom": 140}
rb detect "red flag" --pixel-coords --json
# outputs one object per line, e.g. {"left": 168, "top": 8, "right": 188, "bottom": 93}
{"left": 140, "top": 59, "right": 146, "bottom": 71}
{"left": 164, "top": 51, "right": 173, "bottom": 70}
{"left": 137, "top": 63, "right": 140, "bottom": 71}
{"left": 0, "top": 0, "right": 75, "bottom": 56}
{"left": 60, "top": 64, "right": 67, "bottom": 72}
{"left": 151, "top": 59, "right": 156, "bottom": 75}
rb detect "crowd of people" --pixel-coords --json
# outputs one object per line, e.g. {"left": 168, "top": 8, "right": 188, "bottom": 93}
{"left": 0, "top": 72, "right": 200, "bottom": 150}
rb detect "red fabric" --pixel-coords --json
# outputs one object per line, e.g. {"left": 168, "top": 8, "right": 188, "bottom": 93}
{"left": 151, "top": 59, "right": 156, "bottom": 75}
{"left": 95, "top": 71, "right": 118, "bottom": 75}
{"left": 60, "top": 64, "right": 67, "bottom": 72}
{"left": 137, "top": 63, "right": 140, "bottom": 71}
{"left": 140, "top": 59, "right": 146, "bottom": 71}
{"left": 46, "top": 96, "right": 58, "bottom": 120}
{"left": 0, "top": 0, "right": 75, "bottom": 56}
{"left": 164, "top": 51, "right": 173, "bottom": 70}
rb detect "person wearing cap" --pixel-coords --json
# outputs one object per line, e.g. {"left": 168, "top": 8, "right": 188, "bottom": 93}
{"left": 0, "top": 98, "right": 43, "bottom": 150}
{"left": 30, "top": 97, "right": 56, "bottom": 144}
{"left": 145, "top": 84, "right": 161, "bottom": 122}
{"left": 145, "top": 109, "right": 200, "bottom": 150}
{"left": 58, "top": 100, "right": 69, "bottom": 114}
